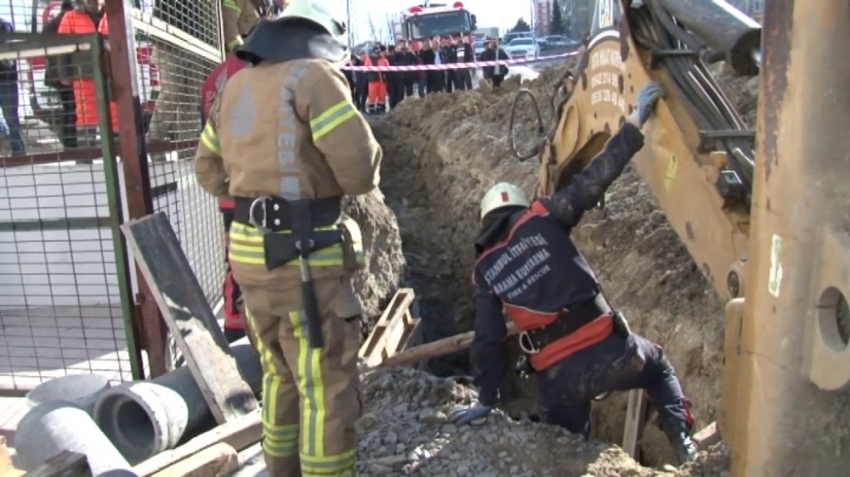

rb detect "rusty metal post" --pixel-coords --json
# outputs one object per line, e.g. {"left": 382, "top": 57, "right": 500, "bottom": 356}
{"left": 725, "top": 0, "right": 850, "bottom": 475}
{"left": 104, "top": 0, "right": 168, "bottom": 378}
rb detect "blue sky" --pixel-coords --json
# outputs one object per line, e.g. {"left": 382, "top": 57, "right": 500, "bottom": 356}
{"left": 0, "top": 0, "right": 534, "bottom": 43}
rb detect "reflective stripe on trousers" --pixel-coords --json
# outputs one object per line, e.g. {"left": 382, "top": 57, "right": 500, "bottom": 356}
{"left": 242, "top": 284, "right": 361, "bottom": 477}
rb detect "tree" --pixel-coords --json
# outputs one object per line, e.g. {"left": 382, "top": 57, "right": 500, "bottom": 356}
{"left": 550, "top": 0, "right": 565, "bottom": 35}
{"left": 510, "top": 18, "right": 531, "bottom": 33}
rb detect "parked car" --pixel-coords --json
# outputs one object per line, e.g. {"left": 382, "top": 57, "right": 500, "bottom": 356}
{"left": 503, "top": 37, "right": 540, "bottom": 58}
{"left": 546, "top": 35, "right": 582, "bottom": 49}
{"left": 474, "top": 39, "right": 487, "bottom": 58}
{"left": 501, "top": 31, "right": 532, "bottom": 45}
{"left": 533, "top": 35, "right": 548, "bottom": 50}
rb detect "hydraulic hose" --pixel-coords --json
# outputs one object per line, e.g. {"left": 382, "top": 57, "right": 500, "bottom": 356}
{"left": 510, "top": 68, "right": 573, "bottom": 163}
{"left": 510, "top": 88, "right": 546, "bottom": 162}
{"left": 632, "top": 2, "right": 756, "bottom": 197}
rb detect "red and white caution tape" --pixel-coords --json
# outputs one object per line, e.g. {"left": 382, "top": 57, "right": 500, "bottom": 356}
{"left": 340, "top": 51, "right": 580, "bottom": 71}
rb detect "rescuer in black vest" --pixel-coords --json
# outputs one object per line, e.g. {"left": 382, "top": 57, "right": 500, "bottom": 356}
{"left": 447, "top": 81, "right": 699, "bottom": 465}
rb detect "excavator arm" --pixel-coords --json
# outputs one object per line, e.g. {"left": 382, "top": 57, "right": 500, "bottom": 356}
{"left": 533, "top": 0, "right": 760, "bottom": 302}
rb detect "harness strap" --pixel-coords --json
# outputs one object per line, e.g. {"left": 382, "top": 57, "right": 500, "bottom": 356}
{"left": 519, "top": 294, "right": 612, "bottom": 353}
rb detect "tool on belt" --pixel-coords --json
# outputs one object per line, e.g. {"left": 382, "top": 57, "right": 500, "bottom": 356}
{"left": 238, "top": 196, "right": 343, "bottom": 349}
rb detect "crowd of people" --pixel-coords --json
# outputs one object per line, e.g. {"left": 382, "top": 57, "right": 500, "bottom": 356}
{"left": 342, "top": 36, "right": 512, "bottom": 114}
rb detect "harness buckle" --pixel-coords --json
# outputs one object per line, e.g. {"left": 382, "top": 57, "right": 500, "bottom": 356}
{"left": 248, "top": 196, "right": 272, "bottom": 233}
{"left": 518, "top": 331, "right": 541, "bottom": 355}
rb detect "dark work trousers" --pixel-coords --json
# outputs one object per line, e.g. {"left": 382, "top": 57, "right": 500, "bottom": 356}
{"left": 458, "top": 69, "right": 473, "bottom": 90}
{"left": 491, "top": 75, "right": 505, "bottom": 89}
{"left": 446, "top": 70, "right": 455, "bottom": 93}
{"left": 428, "top": 71, "right": 445, "bottom": 94}
{"left": 536, "top": 333, "right": 694, "bottom": 439}
{"left": 221, "top": 208, "right": 247, "bottom": 343}
{"left": 402, "top": 79, "right": 414, "bottom": 98}
{"left": 417, "top": 77, "right": 426, "bottom": 97}
{"left": 388, "top": 78, "right": 398, "bottom": 109}
{"left": 58, "top": 87, "right": 78, "bottom": 149}
{"left": 355, "top": 81, "right": 368, "bottom": 112}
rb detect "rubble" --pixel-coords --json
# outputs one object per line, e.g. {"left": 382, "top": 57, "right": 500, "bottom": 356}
{"left": 353, "top": 367, "right": 730, "bottom": 476}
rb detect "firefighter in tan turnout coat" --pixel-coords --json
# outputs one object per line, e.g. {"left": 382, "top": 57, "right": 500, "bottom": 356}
{"left": 193, "top": 0, "right": 382, "bottom": 474}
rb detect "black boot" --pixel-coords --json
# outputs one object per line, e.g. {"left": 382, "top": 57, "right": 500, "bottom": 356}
{"left": 224, "top": 327, "right": 247, "bottom": 343}
{"left": 661, "top": 420, "right": 698, "bottom": 464}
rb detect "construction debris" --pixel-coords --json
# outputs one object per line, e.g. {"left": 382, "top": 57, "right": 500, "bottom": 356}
{"left": 15, "top": 401, "right": 133, "bottom": 475}
{"left": 121, "top": 213, "right": 258, "bottom": 424}
{"left": 92, "top": 338, "right": 261, "bottom": 464}
{"left": 359, "top": 288, "right": 421, "bottom": 367}
{"left": 355, "top": 367, "right": 730, "bottom": 477}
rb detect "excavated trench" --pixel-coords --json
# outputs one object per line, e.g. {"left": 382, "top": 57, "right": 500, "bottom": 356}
{"left": 369, "top": 62, "right": 758, "bottom": 468}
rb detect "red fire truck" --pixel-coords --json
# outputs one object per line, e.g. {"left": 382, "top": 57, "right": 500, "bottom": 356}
{"left": 390, "top": 2, "right": 478, "bottom": 43}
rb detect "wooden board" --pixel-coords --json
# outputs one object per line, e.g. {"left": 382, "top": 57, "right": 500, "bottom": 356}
{"left": 1, "top": 436, "right": 24, "bottom": 477}
{"left": 121, "top": 213, "right": 257, "bottom": 424}
{"left": 151, "top": 443, "right": 238, "bottom": 477}
{"left": 622, "top": 389, "right": 649, "bottom": 461}
{"left": 133, "top": 410, "right": 262, "bottom": 477}
{"left": 693, "top": 421, "right": 722, "bottom": 449}
{"left": 359, "top": 289, "right": 419, "bottom": 367}
{"left": 25, "top": 451, "right": 91, "bottom": 477}
{"left": 375, "top": 321, "right": 519, "bottom": 369}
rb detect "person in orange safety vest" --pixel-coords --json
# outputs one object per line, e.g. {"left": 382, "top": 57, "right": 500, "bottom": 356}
{"left": 57, "top": 0, "right": 118, "bottom": 149}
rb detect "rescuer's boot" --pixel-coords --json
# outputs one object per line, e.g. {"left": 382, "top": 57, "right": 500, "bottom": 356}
{"left": 661, "top": 420, "right": 699, "bottom": 464}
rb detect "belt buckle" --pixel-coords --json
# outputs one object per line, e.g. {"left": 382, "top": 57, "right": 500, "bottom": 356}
{"left": 248, "top": 196, "right": 272, "bottom": 233}
{"left": 518, "top": 331, "right": 541, "bottom": 355}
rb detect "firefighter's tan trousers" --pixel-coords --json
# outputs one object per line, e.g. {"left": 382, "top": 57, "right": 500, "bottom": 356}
{"left": 240, "top": 281, "right": 362, "bottom": 477}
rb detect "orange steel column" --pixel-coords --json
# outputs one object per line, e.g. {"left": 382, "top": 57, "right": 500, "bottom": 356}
{"left": 724, "top": 0, "right": 850, "bottom": 475}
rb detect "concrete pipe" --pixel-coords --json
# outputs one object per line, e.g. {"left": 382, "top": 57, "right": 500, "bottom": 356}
{"left": 92, "top": 338, "right": 262, "bottom": 464}
{"left": 16, "top": 400, "right": 134, "bottom": 475}
{"left": 25, "top": 374, "right": 111, "bottom": 415}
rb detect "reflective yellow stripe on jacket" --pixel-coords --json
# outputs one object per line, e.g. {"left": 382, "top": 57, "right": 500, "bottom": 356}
{"left": 310, "top": 99, "right": 357, "bottom": 142}
{"left": 229, "top": 221, "right": 364, "bottom": 267}
{"left": 201, "top": 120, "right": 221, "bottom": 154}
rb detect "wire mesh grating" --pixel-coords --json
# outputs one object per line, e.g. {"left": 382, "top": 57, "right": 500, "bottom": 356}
{"left": 0, "top": 0, "right": 234, "bottom": 389}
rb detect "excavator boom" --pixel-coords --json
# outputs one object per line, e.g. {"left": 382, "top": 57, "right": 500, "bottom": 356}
{"left": 537, "top": 0, "right": 759, "bottom": 303}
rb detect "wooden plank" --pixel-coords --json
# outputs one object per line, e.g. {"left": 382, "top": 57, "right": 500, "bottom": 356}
{"left": 693, "top": 421, "right": 722, "bottom": 449}
{"left": 1, "top": 436, "right": 24, "bottom": 477}
{"left": 25, "top": 451, "right": 91, "bottom": 477}
{"left": 133, "top": 410, "right": 262, "bottom": 477}
{"left": 359, "top": 289, "right": 416, "bottom": 366}
{"left": 622, "top": 389, "right": 649, "bottom": 460}
{"left": 375, "top": 321, "right": 519, "bottom": 369}
{"left": 152, "top": 443, "right": 238, "bottom": 477}
{"left": 122, "top": 213, "right": 257, "bottom": 424}
{"left": 388, "top": 310, "right": 420, "bottom": 357}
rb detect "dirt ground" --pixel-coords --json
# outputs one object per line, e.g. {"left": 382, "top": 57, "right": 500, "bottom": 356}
{"left": 371, "top": 57, "right": 758, "bottom": 472}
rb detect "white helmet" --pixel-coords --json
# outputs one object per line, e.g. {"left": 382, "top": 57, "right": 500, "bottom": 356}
{"left": 480, "top": 182, "right": 530, "bottom": 221}
{"left": 277, "top": 0, "right": 348, "bottom": 46}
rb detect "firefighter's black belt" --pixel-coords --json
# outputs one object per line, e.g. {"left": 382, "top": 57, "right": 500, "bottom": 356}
{"left": 234, "top": 196, "right": 341, "bottom": 232}
{"left": 518, "top": 294, "right": 612, "bottom": 354}
{"left": 262, "top": 229, "right": 344, "bottom": 271}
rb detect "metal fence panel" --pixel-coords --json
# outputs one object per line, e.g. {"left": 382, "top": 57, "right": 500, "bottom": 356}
{"left": 132, "top": 0, "right": 225, "bottom": 314}
{"left": 0, "top": 28, "right": 138, "bottom": 394}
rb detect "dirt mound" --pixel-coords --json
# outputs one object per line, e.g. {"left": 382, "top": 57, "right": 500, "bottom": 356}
{"left": 355, "top": 367, "right": 730, "bottom": 476}
{"left": 345, "top": 190, "right": 405, "bottom": 324}
{"left": 375, "top": 58, "right": 759, "bottom": 469}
